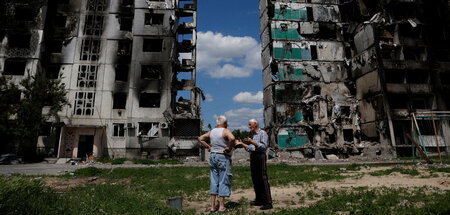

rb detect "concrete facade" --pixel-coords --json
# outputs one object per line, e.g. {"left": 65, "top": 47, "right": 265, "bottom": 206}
{"left": 260, "top": 0, "right": 450, "bottom": 158}
{"left": 0, "top": 0, "right": 201, "bottom": 159}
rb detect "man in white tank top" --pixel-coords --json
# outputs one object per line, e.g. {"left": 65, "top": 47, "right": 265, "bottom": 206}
{"left": 198, "top": 115, "right": 236, "bottom": 212}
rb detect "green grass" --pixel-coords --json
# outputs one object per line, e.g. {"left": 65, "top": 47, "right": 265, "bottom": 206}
{"left": 96, "top": 157, "right": 183, "bottom": 165}
{"left": 273, "top": 187, "right": 450, "bottom": 215}
{"left": 1, "top": 164, "right": 449, "bottom": 215}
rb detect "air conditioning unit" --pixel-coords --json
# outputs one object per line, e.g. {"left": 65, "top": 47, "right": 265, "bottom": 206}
{"left": 160, "top": 122, "right": 169, "bottom": 129}
{"left": 126, "top": 123, "right": 134, "bottom": 129}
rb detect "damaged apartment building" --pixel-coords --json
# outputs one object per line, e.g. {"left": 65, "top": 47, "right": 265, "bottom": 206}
{"left": 0, "top": 0, "right": 201, "bottom": 159}
{"left": 259, "top": 0, "right": 450, "bottom": 158}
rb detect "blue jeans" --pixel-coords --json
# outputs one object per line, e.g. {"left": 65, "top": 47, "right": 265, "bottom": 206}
{"left": 209, "top": 153, "right": 232, "bottom": 197}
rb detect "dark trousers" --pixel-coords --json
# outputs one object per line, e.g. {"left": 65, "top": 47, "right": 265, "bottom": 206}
{"left": 250, "top": 152, "right": 272, "bottom": 205}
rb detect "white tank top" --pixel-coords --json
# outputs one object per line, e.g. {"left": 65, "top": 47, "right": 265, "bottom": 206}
{"left": 210, "top": 128, "right": 229, "bottom": 153}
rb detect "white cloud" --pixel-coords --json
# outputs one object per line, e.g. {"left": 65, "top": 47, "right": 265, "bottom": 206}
{"left": 204, "top": 93, "right": 214, "bottom": 102}
{"left": 233, "top": 91, "right": 263, "bottom": 104}
{"left": 214, "top": 108, "right": 264, "bottom": 130}
{"left": 197, "top": 31, "right": 261, "bottom": 79}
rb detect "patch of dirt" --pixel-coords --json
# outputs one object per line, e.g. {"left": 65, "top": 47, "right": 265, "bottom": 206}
{"left": 44, "top": 177, "right": 130, "bottom": 191}
{"left": 184, "top": 166, "right": 450, "bottom": 214}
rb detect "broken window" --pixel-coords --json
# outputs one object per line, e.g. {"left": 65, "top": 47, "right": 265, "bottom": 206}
{"left": 313, "top": 86, "right": 321, "bottom": 95}
{"left": 49, "top": 40, "right": 63, "bottom": 53}
{"left": 113, "top": 93, "right": 127, "bottom": 109}
{"left": 121, "top": 0, "right": 134, "bottom": 6}
{"left": 74, "top": 92, "right": 96, "bottom": 115}
{"left": 343, "top": 129, "right": 354, "bottom": 142}
{"left": 115, "top": 65, "right": 129, "bottom": 82}
{"left": 143, "top": 39, "right": 163, "bottom": 52}
{"left": 113, "top": 123, "right": 125, "bottom": 137}
{"left": 306, "top": 7, "right": 313, "bottom": 21}
{"left": 310, "top": 45, "right": 318, "bottom": 60}
{"left": 84, "top": 15, "right": 104, "bottom": 36}
{"left": 46, "top": 64, "right": 61, "bottom": 79}
{"left": 118, "top": 40, "right": 132, "bottom": 56}
{"left": 87, "top": 0, "right": 107, "bottom": 11}
{"left": 280, "top": 23, "right": 288, "bottom": 32}
{"left": 139, "top": 93, "right": 160, "bottom": 107}
{"left": 80, "top": 39, "right": 101, "bottom": 61}
{"left": 8, "top": 34, "right": 31, "bottom": 49}
{"left": 406, "top": 70, "right": 429, "bottom": 84}
{"left": 15, "top": 7, "right": 36, "bottom": 22}
{"left": 4, "top": 59, "right": 26, "bottom": 76}
{"left": 141, "top": 65, "right": 162, "bottom": 79}
{"left": 138, "top": 122, "right": 159, "bottom": 137}
{"left": 54, "top": 16, "right": 67, "bottom": 28}
{"left": 388, "top": 94, "right": 409, "bottom": 109}
{"left": 145, "top": 13, "right": 164, "bottom": 25}
{"left": 411, "top": 97, "right": 431, "bottom": 110}
{"left": 15, "top": 7, "right": 34, "bottom": 21}
{"left": 120, "top": 15, "right": 133, "bottom": 31}
{"left": 385, "top": 70, "right": 405, "bottom": 83}
{"left": 441, "top": 73, "right": 450, "bottom": 85}
{"left": 77, "top": 65, "right": 97, "bottom": 88}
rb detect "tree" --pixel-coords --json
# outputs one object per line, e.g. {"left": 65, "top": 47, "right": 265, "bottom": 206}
{"left": 232, "top": 129, "right": 250, "bottom": 140}
{"left": 0, "top": 76, "right": 21, "bottom": 154}
{"left": 0, "top": 69, "right": 69, "bottom": 161}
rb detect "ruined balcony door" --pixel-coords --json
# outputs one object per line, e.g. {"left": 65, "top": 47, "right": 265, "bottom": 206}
{"left": 77, "top": 135, "right": 94, "bottom": 158}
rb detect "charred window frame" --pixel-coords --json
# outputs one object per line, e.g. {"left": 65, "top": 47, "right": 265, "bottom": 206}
{"left": 121, "top": 0, "right": 134, "bottom": 6}
{"left": 46, "top": 64, "right": 61, "bottom": 79}
{"left": 49, "top": 40, "right": 64, "bottom": 53}
{"left": 139, "top": 93, "right": 161, "bottom": 108}
{"left": 80, "top": 39, "right": 101, "bottom": 61}
{"left": 113, "top": 93, "right": 127, "bottom": 109}
{"left": 54, "top": 16, "right": 68, "bottom": 28}
{"left": 145, "top": 13, "right": 164, "bottom": 25}
{"left": 141, "top": 65, "right": 162, "bottom": 80}
{"left": 143, "top": 39, "right": 163, "bottom": 52}
{"left": 4, "top": 59, "right": 26, "bottom": 76}
{"left": 77, "top": 65, "right": 97, "bottom": 88}
{"left": 138, "top": 122, "right": 159, "bottom": 137}
{"left": 8, "top": 34, "right": 31, "bottom": 49}
{"left": 15, "top": 7, "right": 36, "bottom": 22}
{"left": 118, "top": 40, "right": 132, "bottom": 56}
{"left": 113, "top": 123, "right": 125, "bottom": 137}
{"left": 115, "top": 65, "right": 129, "bottom": 82}
{"left": 74, "top": 92, "right": 96, "bottom": 116}
{"left": 87, "top": 0, "right": 107, "bottom": 12}
{"left": 119, "top": 15, "right": 133, "bottom": 31}
{"left": 441, "top": 72, "right": 450, "bottom": 85}
{"left": 84, "top": 14, "right": 104, "bottom": 36}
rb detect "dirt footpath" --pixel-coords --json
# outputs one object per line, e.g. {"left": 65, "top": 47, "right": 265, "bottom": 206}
{"left": 184, "top": 166, "right": 450, "bottom": 214}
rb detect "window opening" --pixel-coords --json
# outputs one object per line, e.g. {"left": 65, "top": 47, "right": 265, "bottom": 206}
{"left": 138, "top": 122, "right": 159, "bottom": 137}
{"left": 141, "top": 65, "right": 162, "bottom": 79}
{"left": 139, "top": 93, "right": 161, "bottom": 107}
{"left": 113, "top": 93, "right": 127, "bottom": 109}
{"left": 77, "top": 65, "right": 97, "bottom": 88}
{"left": 143, "top": 39, "right": 163, "bottom": 52}
{"left": 74, "top": 92, "right": 96, "bottom": 115}
{"left": 113, "top": 123, "right": 125, "bottom": 137}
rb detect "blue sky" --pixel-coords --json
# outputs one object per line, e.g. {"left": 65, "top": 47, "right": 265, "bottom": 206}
{"left": 195, "top": 0, "right": 264, "bottom": 130}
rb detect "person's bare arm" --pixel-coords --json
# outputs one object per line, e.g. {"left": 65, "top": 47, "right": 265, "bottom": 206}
{"left": 223, "top": 129, "right": 236, "bottom": 153}
{"left": 198, "top": 131, "right": 211, "bottom": 151}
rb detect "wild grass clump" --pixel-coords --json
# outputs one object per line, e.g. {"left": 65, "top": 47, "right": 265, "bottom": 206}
{"left": 72, "top": 166, "right": 107, "bottom": 177}
{"left": 132, "top": 159, "right": 183, "bottom": 165}
{"left": 0, "top": 177, "right": 65, "bottom": 215}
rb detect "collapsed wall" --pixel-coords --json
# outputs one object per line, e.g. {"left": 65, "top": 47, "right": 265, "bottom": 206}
{"left": 259, "top": 0, "right": 450, "bottom": 159}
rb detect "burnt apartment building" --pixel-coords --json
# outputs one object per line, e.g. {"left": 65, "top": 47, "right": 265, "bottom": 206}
{"left": 0, "top": 0, "right": 200, "bottom": 159}
{"left": 260, "top": 0, "right": 450, "bottom": 158}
